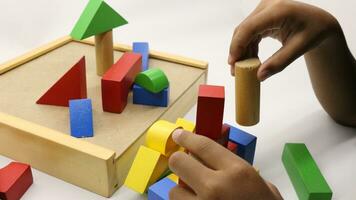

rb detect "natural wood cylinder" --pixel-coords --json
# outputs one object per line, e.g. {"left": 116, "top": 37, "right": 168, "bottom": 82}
{"left": 235, "top": 58, "right": 261, "bottom": 126}
{"left": 95, "top": 30, "right": 114, "bottom": 76}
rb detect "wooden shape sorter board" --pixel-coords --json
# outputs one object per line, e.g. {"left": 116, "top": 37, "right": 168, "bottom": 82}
{"left": 0, "top": 36, "right": 208, "bottom": 197}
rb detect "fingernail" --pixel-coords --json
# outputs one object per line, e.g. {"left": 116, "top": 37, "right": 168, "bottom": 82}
{"left": 172, "top": 129, "right": 183, "bottom": 143}
{"left": 260, "top": 70, "right": 272, "bottom": 81}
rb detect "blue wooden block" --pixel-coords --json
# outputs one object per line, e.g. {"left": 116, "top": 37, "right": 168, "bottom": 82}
{"left": 226, "top": 124, "right": 257, "bottom": 165}
{"left": 69, "top": 99, "right": 94, "bottom": 138}
{"left": 148, "top": 178, "right": 177, "bottom": 200}
{"left": 133, "top": 42, "right": 149, "bottom": 71}
{"left": 133, "top": 84, "right": 169, "bottom": 107}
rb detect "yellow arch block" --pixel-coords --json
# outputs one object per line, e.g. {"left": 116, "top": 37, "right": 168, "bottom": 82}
{"left": 146, "top": 120, "right": 181, "bottom": 156}
{"left": 124, "top": 146, "right": 168, "bottom": 194}
{"left": 175, "top": 118, "right": 195, "bottom": 132}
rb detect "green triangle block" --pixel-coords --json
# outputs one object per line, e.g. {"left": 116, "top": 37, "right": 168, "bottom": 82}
{"left": 71, "top": 0, "right": 128, "bottom": 40}
{"left": 134, "top": 68, "right": 169, "bottom": 93}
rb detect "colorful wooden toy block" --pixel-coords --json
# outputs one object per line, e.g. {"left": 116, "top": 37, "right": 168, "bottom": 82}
{"left": 146, "top": 120, "right": 180, "bottom": 156}
{"left": 124, "top": 146, "right": 168, "bottom": 194}
{"left": 133, "top": 42, "right": 149, "bottom": 71}
{"left": 216, "top": 124, "right": 230, "bottom": 146}
{"left": 134, "top": 68, "right": 169, "bottom": 93}
{"left": 227, "top": 141, "right": 238, "bottom": 152}
{"left": 69, "top": 99, "right": 94, "bottom": 138}
{"left": 101, "top": 52, "right": 142, "bottom": 113}
{"left": 70, "top": 0, "right": 128, "bottom": 40}
{"left": 132, "top": 84, "right": 169, "bottom": 107}
{"left": 195, "top": 84, "right": 225, "bottom": 140}
{"left": 282, "top": 143, "right": 333, "bottom": 200}
{"left": 166, "top": 173, "right": 179, "bottom": 184}
{"left": 227, "top": 124, "right": 257, "bottom": 165}
{"left": 148, "top": 178, "right": 177, "bottom": 200}
{"left": 70, "top": 0, "right": 128, "bottom": 75}
{"left": 234, "top": 58, "right": 261, "bottom": 126}
{"left": 175, "top": 118, "right": 195, "bottom": 133}
{"left": 36, "top": 56, "right": 87, "bottom": 107}
{"left": 0, "top": 162, "right": 33, "bottom": 200}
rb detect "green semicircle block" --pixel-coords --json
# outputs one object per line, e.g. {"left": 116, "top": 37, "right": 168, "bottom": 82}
{"left": 70, "top": 0, "right": 128, "bottom": 40}
{"left": 134, "top": 68, "right": 169, "bottom": 93}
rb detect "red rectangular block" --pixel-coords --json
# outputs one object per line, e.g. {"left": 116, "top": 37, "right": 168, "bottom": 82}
{"left": 227, "top": 141, "right": 238, "bottom": 152}
{"left": 0, "top": 162, "right": 33, "bottom": 200}
{"left": 101, "top": 52, "right": 142, "bottom": 113}
{"left": 195, "top": 84, "right": 225, "bottom": 140}
{"left": 216, "top": 124, "right": 230, "bottom": 146}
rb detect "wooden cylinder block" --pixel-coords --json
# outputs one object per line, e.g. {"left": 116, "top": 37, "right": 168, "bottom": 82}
{"left": 235, "top": 58, "right": 261, "bottom": 126}
{"left": 95, "top": 30, "right": 114, "bottom": 76}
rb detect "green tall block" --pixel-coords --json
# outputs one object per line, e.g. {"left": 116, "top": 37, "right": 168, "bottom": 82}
{"left": 71, "top": 0, "right": 128, "bottom": 40}
{"left": 282, "top": 143, "right": 333, "bottom": 200}
{"left": 134, "top": 68, "right": 169, "bottom": 93}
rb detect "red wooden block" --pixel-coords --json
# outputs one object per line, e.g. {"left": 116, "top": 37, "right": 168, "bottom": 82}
{"left": 101, "top": 52, "right": 142, "bottom": 113}
{"left": 195, "top": 84, "right": 225, "bottom": 140}
{"left": 216, "top": 124, "right": 230, "bottom": 146}
{"left": 36, "top": 56, "right": 87, "bottom": 107}
{"left": 227, "top": 141, "right": 238, "bottom": 152}
{"left": 0, "top": 162, "right": 33, "bottom": 200}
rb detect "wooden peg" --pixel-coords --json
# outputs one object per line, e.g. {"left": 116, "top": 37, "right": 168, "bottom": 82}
{"left": 95, "top": 30, "right": 114, "bottom": 76}
{"left": 235, "top": 58, "right": 261, "bottom": 126}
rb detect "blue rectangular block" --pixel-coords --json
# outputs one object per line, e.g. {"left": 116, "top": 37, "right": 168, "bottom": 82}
{"left": 69, "top": 99, "right": 94, "bottom": 138}
{"left": 133, "top": 42, "right": 149, "bottom": 71}
{"left": 148, "top": 178, "right": 177, "bottom": 200}
{"left": 226, "top": 124, "right": 257, "bottom": 165}
{"left": 133, "top": 84, "right": 169, "bottom": 107}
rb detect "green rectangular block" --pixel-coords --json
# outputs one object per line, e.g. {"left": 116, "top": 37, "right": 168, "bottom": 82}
{"left": 282, "top": 143, "right": 332, "bottom": 200}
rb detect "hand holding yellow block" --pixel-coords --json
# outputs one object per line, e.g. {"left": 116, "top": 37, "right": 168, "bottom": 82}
{"left": 145, "top": 120, "right": 181, "bottom": 156}
{"left": 124, "top": 146, "right": 168, "bottom": 194}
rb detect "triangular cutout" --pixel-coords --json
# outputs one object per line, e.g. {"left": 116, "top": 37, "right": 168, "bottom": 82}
{"left": 36, "top": 56, "right": 87, "bottom": 107}
{"left": 71, "top": 0, "right": 128, "bottom": 40}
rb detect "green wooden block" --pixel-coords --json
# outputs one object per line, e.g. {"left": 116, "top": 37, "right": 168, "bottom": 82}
{"left": 134, "top": 68, "right": 169, "bottom": 93}
{"left": 71, "top": 0, "right": 128, "bottom": 40}
{"left": 282, "top": 143, "right": 332, "bottom": 200}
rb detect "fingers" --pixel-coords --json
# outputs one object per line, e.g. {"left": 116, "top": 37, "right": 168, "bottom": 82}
{"left": 172, "top": 130, "right": 239, "bottom": 169}
{"left": 169, "top": 185, "right": 196, "bottom": 200}
{"left": 258, "top": 32, "right": 307, "bottom": 81}
{"left": 169, "top": 151, "right": 213, "bottom": 192}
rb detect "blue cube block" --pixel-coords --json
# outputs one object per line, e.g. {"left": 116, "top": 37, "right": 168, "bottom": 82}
{"left": 69, "top": 99, "right": 94, "bottom": 138}
{"left": 226, "top": 124, "right": 257, "bottom": 165}
{"left": 148, "top": 178, "right": 177, "bottom": 200}
{"left": 133, "top": 42, "right": 149, "bottom": 71}
{"left": 133, "top": 84, "right": 169, "bottom": 107}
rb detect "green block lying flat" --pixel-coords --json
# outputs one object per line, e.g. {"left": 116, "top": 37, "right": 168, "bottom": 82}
{"left": 282, "top": 143, "right": 332, "bottom": 200}
{"left": 134, "top": 68, "right": 169, "bottom": 93}
{"left": 71, "top": 0, "right": 128, "bottom": 40}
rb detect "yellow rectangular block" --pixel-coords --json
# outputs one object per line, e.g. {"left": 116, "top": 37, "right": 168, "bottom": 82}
{"left": 124, "top": 146, "right": 168, "bottom": 194}
{"left": 175, "top": 118, "right": 195, "bottom": 132}
{"left": 167, "top": 173, "right": 179, "bottom": 184}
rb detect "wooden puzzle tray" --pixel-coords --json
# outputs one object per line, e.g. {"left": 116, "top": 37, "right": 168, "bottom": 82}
{"left": 0, "top": 36, "right": 208, "bottom": 197}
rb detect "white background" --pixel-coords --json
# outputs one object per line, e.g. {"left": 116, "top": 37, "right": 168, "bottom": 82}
{"left": 1, "top": 0, "right": 355, "bottom": 199}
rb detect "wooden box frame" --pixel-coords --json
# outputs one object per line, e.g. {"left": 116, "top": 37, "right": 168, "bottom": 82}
{"left": 0, "top": 36, "right": 208, "bottom": 197}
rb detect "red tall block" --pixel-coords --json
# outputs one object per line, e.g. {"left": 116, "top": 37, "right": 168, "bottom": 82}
{"left": 36, "top": 56, "right": 87, "bottom": 107}
{"left": 102, "top": 52, "right": 142, "bottom": 113}
{"left": 196, "top": 84, "right": 225, "bottom": 140}
{"left": 0, "top": 162, "right": 33, "bottom": 200}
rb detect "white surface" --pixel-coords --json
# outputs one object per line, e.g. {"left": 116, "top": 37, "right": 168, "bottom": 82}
{"left": 0, "top": 0, "right": 355, "bottom": 199}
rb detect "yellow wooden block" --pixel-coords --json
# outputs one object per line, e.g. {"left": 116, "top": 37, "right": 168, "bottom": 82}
{"left": 124, "top": 146, "right": 168, "bottom": 194}
{"left": 167, "top": 173, "right": 179, "bottom": 184}
{"left": 146, "top": 120, "right": 180, "bottom": 156}
{"left": 175, "top": 118, "right": 195, "bottom": 132}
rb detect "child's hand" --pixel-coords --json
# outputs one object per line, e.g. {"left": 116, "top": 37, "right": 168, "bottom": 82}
{"left": 168, "top": 130, "right": 283, "bottom": 200}
{"left": 229, "top": 0, "right": 338, "bottom": 81}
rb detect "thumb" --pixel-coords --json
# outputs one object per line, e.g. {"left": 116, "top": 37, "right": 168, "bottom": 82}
{"left": 258, "top": 33, "right": 307, "bottom": 81}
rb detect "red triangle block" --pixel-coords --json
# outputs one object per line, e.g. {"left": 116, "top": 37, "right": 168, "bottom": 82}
{"left": 0, "top": 162, "right": 33, "bottom": 200}
{"left": 36, "top": 56, "right": 87, "bottom": 107}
